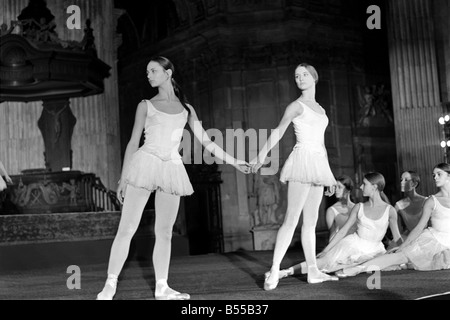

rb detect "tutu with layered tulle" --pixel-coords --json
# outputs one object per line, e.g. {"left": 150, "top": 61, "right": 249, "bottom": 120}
{"left": 320, "top": 233, "right": 387, "bottom": 272}
{"left": 401, "top": 228, "right": 450, "bottom": 271}
{"left": 279, "top": 100, "right": 336, "bottom": 187}
{"left": 280, "top": 143, "right": 336, "bottom": 186}
{"left": 124, "top": 149, "right": 194, "bottom": 196}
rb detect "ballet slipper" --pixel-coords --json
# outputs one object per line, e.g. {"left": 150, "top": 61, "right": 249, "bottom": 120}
{"left": 264, "top": 268, "right": 293, "bottom": 281}
{"left": 337, "top": 265, "right": 367, "bottom": 278}
{"left": 307, "top": 267, "right": 339, "bottom": 284}
{"left": 155, "top": 284, "right": 190, "bottom": 301}
{"left": 96, "top": 277, "right": 118, "bottom": 300}
{"left": 263, "top": 271, "right": 280, "bottom": 291}
{"left": 307, "top": 273, "right": 339, "bottom": 284}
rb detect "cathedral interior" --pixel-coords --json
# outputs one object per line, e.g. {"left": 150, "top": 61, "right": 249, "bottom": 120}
{"left": 0, "top": 0, "right": 449, "bottom": 301}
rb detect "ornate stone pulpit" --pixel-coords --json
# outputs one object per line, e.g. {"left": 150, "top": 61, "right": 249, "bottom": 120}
{"left": 0, "top": 0, "right": 112, "bottom": 214}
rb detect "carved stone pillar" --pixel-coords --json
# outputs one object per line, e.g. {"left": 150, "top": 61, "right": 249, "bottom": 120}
{"left": 387, "top": 0, "right": 443, "bottom": 195}
{"left": 38, "top": 99, "right": 77, "bottom": 172}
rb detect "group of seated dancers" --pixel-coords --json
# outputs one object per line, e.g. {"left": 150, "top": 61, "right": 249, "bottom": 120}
{"left": 269, "top": 163, "right": 450, "bottom": 285}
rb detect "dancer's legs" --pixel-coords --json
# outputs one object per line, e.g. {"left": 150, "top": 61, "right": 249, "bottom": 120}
{"left": 301, "top": 186, "right": 338, "bottom": 283}
{"left": 342, "top": 252, "right": 409, "bottom": 276}
{"left": 153, "top": 190, "right": 189, "bottom": 300}
{"left": 153, "top": 190, "right": 180, "bottom": 281}
{"left": 97, "top": 185, "right": 151, "bottom": 299}
{"left": 265, "top": 182, "right": 310, "bottom": 288}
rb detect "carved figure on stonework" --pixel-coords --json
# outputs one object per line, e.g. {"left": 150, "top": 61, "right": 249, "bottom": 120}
{"left": 252, "top": 172, "right": 282, "bottom": 228}
{"left": 62, "top": 179, "right": 78, "bottom": 205}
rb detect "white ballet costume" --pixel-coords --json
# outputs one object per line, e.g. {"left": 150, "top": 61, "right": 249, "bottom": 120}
{"left": 97, "top": 100, "right": 192, "bottom": 300}
{"left": 280, "top": 100, "right": 336, "bottom": 187}
{"left": 319, "top": 204, "right": 391, "bottom": 272}
{"left": 124, "top": 100, "right": 194, "bottom": 196}
{"left": 400, "top": 196, "right": 450, "bottom": 271}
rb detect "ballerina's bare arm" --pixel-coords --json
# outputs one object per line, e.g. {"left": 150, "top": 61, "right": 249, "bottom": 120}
{"left": 251, "top": 101, "right": 303, "bottom": 172}
{"left": 186, "top": 104, "right": 249, "bottom": 171}
{"left": 318, "top": 203, "right": 360, "bottom": 257}
{"left": 397, "top": 197, "right": 433, "bottom": 251}
{"left": 117, "top": 101, "right": 147, "bottom": 201}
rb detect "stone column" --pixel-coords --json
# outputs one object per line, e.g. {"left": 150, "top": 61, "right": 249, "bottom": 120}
{"left": 387, "top": 0, "right": 444, "bottom": 195}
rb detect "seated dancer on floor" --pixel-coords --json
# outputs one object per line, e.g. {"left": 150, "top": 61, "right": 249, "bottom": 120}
{"left": 339, "top": 163, "right": 450, "bottom": 277}
{"left": 269, "top": 172, "right": 402, "bottom": 280}
{"left": 395, "top": 171, "right": 427, "bottom": 240}
{"left": 326, "top": 175, "right": 359, "bottom": 242}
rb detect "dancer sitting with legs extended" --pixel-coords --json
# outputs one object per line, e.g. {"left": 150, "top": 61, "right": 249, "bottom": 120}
{"left": 340, "top": 163, "right": 450, "bottom": 277}
{"left": 97, "top": 56, "right": 249, "bottom": 300}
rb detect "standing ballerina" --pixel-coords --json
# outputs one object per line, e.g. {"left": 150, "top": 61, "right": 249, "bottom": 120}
{"left": 251, "top": 63, "right": 338, "bottom": 289}
{"left": 340, "top": 163, "right": 450, "bottom": 277}
{"left": 97, "top": 56, "right": 249, "bottom": 300}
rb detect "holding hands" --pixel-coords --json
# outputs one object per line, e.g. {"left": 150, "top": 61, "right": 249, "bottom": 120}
{"left": 250, "top": 158, "right": 264, "bottom": 174}
{"left": 233, "top": 160, "right": 252, "bottom": 174}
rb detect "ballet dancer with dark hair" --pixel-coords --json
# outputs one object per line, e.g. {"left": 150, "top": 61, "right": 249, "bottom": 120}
{"left": 97, "top": 56, "right": 250, "bottom": 300}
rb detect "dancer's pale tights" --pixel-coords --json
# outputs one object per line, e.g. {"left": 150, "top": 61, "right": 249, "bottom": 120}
{"left": 107, "top": 185, "right": 180, "bottom": 281}
{"left": 272, "top": 183, "right": 324, "bottom": 268}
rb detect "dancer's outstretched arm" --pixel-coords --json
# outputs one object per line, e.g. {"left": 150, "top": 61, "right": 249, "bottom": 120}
{"left": 117, "top": 101, "right": 147, "bottom": 203}
{"left": 317, "top": 203, "right": 360, "bottom": 258}
{"left": 186, "top": 104, "right": 249, "bottom": 173}
{"left": 250, "top": 101, "right": 302, "bottom": 172}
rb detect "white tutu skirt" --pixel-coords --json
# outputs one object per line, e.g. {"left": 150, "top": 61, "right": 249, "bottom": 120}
{"left": 401, "top": 228, "right": 450, "bottom": 271}
{"left": 320, "top": 233, "right": 386, "bottom": 272}
{"left": 124, "top": 149, "right": 194, "bottom": 196}
{"left": 280, "top": 144, "right": 336, "bottom": 186}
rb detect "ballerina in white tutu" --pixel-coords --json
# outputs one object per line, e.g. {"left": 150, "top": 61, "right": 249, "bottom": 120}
{"left": 272, "top": 172, "right": 402, "bottom": 280}
{"left": 340, "top": 163, "right": 450, "bottom": 277}
{"left": 0, "top": 160, "right": 12, "bottom": 191}
{"left": 97, "top": 56, "right": 250, "bottom": 300}
{"left": 250, "top": 63, "right": 339, "bottom": 289}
